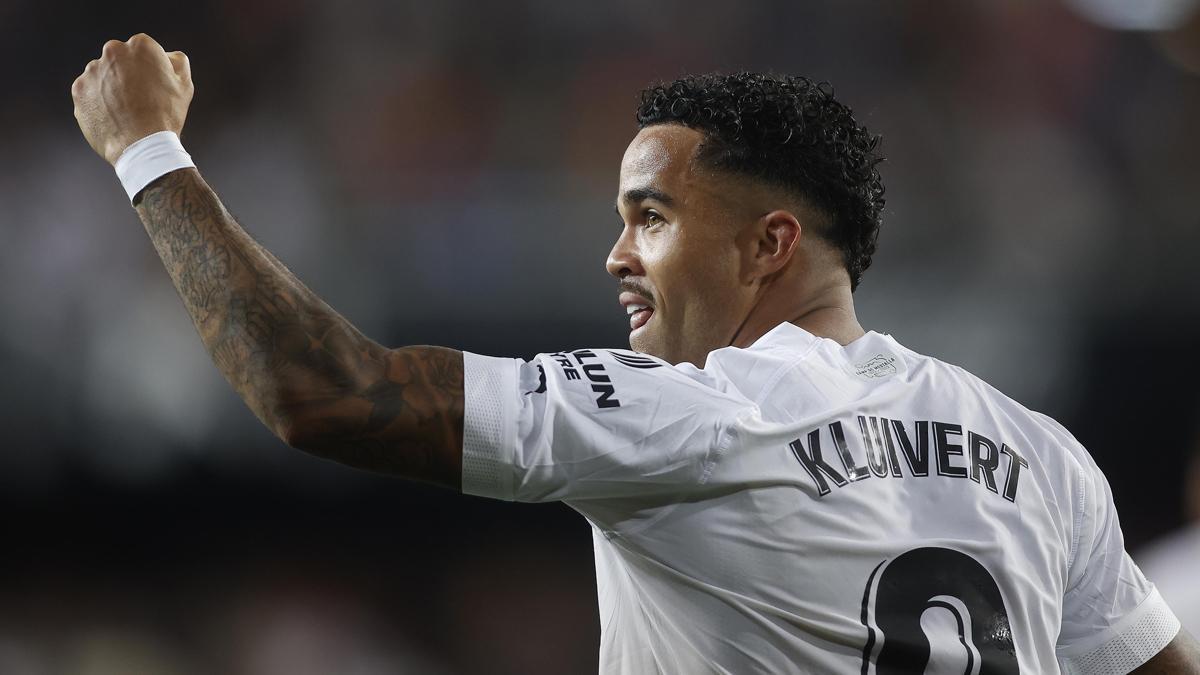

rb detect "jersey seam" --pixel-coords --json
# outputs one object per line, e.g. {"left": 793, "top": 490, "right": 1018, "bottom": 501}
{"left": 699, "top": 407, "right": 749, "bottom": 486}
{"left": 1066, "top": 464, "right": 1087, "bottom": 577}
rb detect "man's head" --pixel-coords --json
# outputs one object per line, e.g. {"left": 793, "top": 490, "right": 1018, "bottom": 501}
{"left": 609, "top": 72, "right": 885, "bottom": 365}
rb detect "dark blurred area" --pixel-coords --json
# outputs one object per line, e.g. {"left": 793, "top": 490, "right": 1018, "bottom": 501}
{"left": 2, "top": 0, "right": 1200, "bottom": 671}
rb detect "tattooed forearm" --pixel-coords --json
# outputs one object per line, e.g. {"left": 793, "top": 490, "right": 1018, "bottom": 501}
{"left": 134, "top": 169, "right": 463, "bottom": 489}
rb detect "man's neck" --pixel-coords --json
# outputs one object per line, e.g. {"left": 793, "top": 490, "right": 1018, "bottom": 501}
{"left": 732, "top": 282, "right": 864, "bottom": 348}
{"left": 789, "top": 305, "right": 865, "bottom": 346}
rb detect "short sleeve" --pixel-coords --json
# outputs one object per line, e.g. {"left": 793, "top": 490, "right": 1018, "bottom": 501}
{"left": 460, "top": 348, "right": 752, "bottom": 503}
{"left": 1056, "top": 453, "right": 1181, "bottom": 674}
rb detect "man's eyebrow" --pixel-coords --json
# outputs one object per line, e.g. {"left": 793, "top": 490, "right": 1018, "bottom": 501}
{"left": 616, "top": 187, "right": 676, "bottom": 213}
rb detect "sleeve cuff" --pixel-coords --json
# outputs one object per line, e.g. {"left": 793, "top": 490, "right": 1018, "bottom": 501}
{"left": 1059, "top": 586, "right": 1181, "bottom": 675}
{"left": 461, "top": 351, "right": 519, "bottom": 500}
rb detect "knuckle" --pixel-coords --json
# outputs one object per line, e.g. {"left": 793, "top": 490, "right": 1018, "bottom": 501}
{"left": 101, "top": 39, "right": 124, "bottom": 56}
{"left": 128, "top": 33, "right": 163, "bottom": 53}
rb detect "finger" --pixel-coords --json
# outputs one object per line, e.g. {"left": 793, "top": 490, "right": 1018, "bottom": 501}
{"left": 101, "top": 39, "right": 126, "bottom": 58}
{"left": 167, "top": 51, "right": 190, "bottom": 78}
{"left": 72, "top": 60, "right": 97, "bottom": 97}
{"left": 127, "top": 32, "right": 166, "bottom": 54}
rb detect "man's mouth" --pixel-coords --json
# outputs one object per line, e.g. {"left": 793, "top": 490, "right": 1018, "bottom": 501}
{"left": 619, "top": 291, "right": 655, "bottom": 332}
{"left": 627, "top": 304, "right": 654, "bottom": 331}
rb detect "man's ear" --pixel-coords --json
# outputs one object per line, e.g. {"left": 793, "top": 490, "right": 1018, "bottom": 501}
{"left": 741, "top": 210, "right": 801, "bottom": 283}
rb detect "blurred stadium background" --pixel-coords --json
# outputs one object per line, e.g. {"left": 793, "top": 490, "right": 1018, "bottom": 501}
{"left": 2, "top": 0, "right": 1200, "bottom": 672}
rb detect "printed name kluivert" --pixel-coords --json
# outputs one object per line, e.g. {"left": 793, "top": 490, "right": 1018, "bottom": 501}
{"left": 788, "top": 417, "right": 1028, "bottom": 501}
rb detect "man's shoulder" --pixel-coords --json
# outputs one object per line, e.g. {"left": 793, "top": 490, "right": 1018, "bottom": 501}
{"left": 882, "top": 337, "right": 1097, "bottom": 470}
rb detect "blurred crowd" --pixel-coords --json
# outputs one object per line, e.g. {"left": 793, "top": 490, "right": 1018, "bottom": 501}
{"left": 1, "top": 0, "right": 1199, "bottom": 671}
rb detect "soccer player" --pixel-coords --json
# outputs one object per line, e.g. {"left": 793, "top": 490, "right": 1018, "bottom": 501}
{"left": 72, "top": 34, "right": 1200, "bottom": 673}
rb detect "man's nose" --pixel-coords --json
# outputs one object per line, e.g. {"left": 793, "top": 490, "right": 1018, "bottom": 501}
{"left": 606, "top": 227, "right": 644, "bottom": 279}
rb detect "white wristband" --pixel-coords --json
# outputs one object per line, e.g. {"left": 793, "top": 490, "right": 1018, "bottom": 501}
{"left": 113, "top": 131, "right": 196, "bottom": 203}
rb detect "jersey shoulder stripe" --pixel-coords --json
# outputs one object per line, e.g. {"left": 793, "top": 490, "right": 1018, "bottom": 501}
{"left": 609, "top": 350, "right": 664, "bottom": 369}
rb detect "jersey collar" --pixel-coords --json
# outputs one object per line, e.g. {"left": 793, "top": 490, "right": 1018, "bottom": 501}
{"left": 744, "top": 321, "right": 825, "bottom": 353}
{"left": 746, "top": 321, "right": 900, "bottom": 355}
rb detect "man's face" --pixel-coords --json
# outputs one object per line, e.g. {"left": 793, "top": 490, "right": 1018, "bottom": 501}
{"left": 609, "top": 124, "right": 753, "bottom": 366}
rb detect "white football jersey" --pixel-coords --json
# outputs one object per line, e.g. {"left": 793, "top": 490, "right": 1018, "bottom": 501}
{"left": 461, "top": 322, "right": 1180, "bottom": 674}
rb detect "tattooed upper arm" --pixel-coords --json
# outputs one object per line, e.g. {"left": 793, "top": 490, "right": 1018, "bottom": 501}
{"left": 284, "top": 346, "right": 465, "bottom": 491}
{"left": 1131, "top": 629, "right": 1200, "bottom": 674}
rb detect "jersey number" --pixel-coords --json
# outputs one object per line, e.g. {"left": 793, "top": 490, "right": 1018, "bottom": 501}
{"left": 861, "top": 547, "right": 1019, "bottom": 674}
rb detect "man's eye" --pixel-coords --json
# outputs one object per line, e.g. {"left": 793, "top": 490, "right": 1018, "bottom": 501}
{"left": 645, "top": 211, "right": 664, "bottom": 227}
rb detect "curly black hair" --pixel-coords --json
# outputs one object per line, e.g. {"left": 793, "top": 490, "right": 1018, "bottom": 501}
{"left": 636, "top": 73, "right": 884, "bottom": 291}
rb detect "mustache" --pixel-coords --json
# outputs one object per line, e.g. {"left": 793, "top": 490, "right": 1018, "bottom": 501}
{"left": 618, "top": 279, "right": 656, "bottom": 306}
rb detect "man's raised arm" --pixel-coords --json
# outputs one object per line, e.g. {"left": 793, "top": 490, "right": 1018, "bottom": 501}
{"left": 1133, "top": 630, "right": 1200, "bottom": 673}
{"left": 71, "top": 34, "right": 462, "bottom": 490}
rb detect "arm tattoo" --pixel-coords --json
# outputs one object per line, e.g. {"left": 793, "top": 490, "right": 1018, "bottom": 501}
{"left": 135, "top": 169, "right": 463, "bottom": 489}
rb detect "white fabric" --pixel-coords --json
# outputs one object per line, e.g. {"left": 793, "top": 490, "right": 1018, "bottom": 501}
{"left": 1059, "top": 588, "right": 1179, "bottom": 675}
{"left": 461, "top": 322, "right": 1179, "bottom": 673}
{"left": 1138, "top": 524, "right": 1200, "bottom": 639}
{"left": 113, "top": 130, "right": 195, "bottom": 203}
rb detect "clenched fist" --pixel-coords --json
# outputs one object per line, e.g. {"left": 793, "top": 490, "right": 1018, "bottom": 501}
{"left": 71, "top": 33, "right": 193, "bottom": 165}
